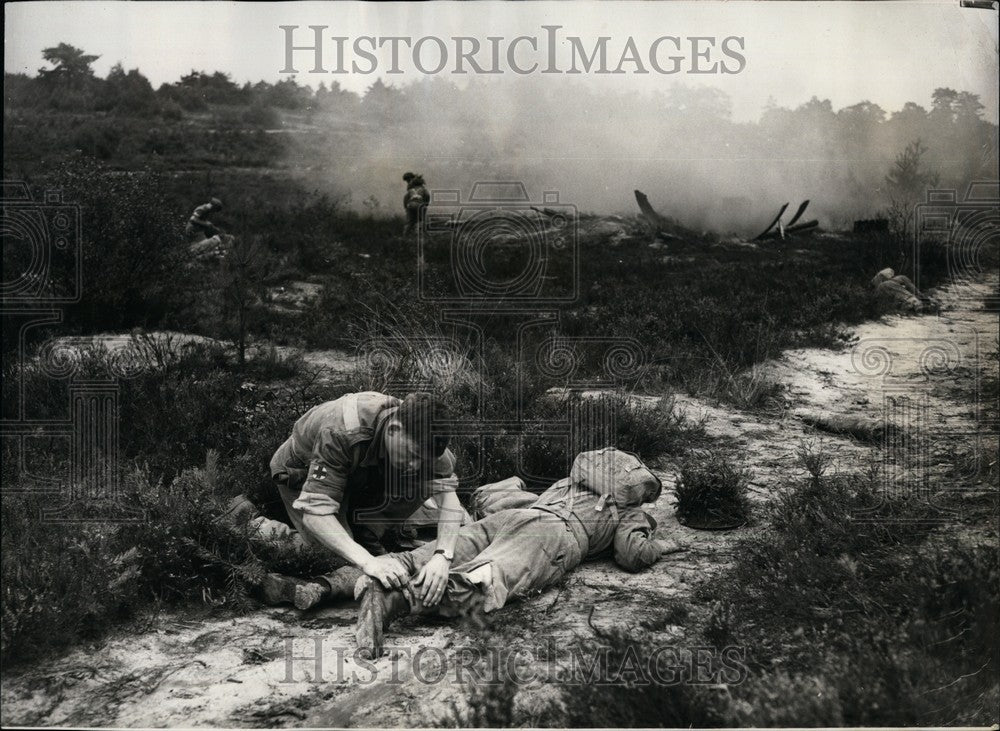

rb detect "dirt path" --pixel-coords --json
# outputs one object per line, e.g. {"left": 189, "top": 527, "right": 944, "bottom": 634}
{"left": 3, "top": 275, "right": 996, "bottom": 728}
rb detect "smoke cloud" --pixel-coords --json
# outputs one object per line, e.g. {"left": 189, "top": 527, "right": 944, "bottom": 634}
{"left": 289, "top": 77, "right": 998, "bottom": 234}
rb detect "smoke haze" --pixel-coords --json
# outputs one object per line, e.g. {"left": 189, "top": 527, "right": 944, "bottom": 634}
{"left": 289, "top": 76, "right": 998, "bottom": 234}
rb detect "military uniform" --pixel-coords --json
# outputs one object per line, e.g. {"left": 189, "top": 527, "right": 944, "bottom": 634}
{"left": 270, "top": 391, "right": 458, "bottom": 554}
{"left": 390, "top": 449, "right": 662, "bottom": 615}
{"left": 185, "top": 202, "right": 219, "bottom": 242}
{"left": 403, "top": 178, "right": 430, "bottom": 236}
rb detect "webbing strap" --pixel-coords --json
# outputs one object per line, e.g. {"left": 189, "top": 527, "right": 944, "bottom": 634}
{"left": 342, "top": 393, "right": 361, "bottom": 431}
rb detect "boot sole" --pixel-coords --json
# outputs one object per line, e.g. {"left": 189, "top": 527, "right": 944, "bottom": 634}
{"left": 355, "top": 578, "right": 386, "bottom": 660}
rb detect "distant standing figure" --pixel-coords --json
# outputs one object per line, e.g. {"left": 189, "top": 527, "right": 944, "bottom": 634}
{"left": 186, "top": 197, "right": 223, "bottom": 243}
{"left": 402, "top": 172, "right": 430, "bottom": 236}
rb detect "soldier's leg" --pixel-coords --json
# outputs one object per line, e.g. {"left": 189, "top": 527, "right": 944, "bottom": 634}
{"left": 470, "top": 476, "right": 538, "bottom": 518}
{"left": 355, "top": 511, "right": 515, "bottom": 657}
{"left": 433, "top": 511, "right": 582, "bottom": 615}
{"left": 389, "top": 510, "right": 503, "bottom": 576}
{"left": 355, "top": 511, "right": 579, "bottom": 658}
{"left": 260, "top": 562, "right": 366, "bottom": 610}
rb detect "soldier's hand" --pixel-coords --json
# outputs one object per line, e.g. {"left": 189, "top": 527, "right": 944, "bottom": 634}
{"left": 362, "top": 555, "right": 409, "bottom": 590}
{"left": 413, "top": 553, "right": 451, "bottom": 606}
{"left": 657, "top": 539, "right": 689, "bottom": 555}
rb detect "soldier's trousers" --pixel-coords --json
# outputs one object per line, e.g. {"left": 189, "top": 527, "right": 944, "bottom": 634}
{"left": 390, "top": 508, "right": 584, "bottom": 616}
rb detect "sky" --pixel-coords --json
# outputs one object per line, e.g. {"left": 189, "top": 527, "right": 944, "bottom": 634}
{"left": 4, "top": 0, "right": 999, "bottom": 122}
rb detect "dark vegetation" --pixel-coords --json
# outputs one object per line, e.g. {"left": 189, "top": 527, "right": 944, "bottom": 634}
{"left": 701, "top": 451, "right": 999, "bottom": 725}
{"left": 674, "top": 451, "right": 753, "bottom": 529}
{"left": 3, "top": 44, "right": 997, "bottom": 725}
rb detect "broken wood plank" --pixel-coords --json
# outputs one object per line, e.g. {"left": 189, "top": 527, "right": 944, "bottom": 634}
{"left": 758, "top": 219, "right": 819, "bottom": 240}
{"left": 787, "top": 219, "right": 818, "bottom": 233}
{"left": 786, "top": 199, "right": 810, "bottom": 227}
{"left": 753, "top": 202, "right": 790, "bottom": 240}
{"left": 634, "top": 190, "right": 677, "bottom": 230}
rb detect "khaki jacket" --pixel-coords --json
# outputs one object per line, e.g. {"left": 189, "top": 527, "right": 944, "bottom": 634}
{"left": 270, "top": 391, "right": 457, "bottom": 517}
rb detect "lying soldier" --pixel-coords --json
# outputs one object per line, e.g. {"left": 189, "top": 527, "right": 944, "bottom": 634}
{"left": 352, "top": 448, "right": 684, "bottom": 658}
{"left": 871, "top": 267, "right": 922, "bottom": 312}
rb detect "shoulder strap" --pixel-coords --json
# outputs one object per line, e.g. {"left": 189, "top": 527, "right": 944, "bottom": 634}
{"left": 341, "top": 393, "right": 361, "bottom": 431}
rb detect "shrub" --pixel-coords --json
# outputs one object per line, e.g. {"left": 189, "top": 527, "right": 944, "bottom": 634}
{"left": 674, "top": 451, "right": 753, "bottom": 529}
{"left": 1, "top": 452, "right": 339, "bottom": 667}
{"left": 158, "top": 98, "right": 184, "bottom": 121}
{"left": 242, "top": 102, "right": 280, "bottom": 129}
{"left": 42, "top": 160, "right": 188, "bottom": 331}
{"left": 559, "top": 628, "right": 735, "bottom": 728}
{"left": 601, "top": 391, "right": 705, "bottom": 463}
{"left": 706, "top": 463, "right": 999, "bottom": 725}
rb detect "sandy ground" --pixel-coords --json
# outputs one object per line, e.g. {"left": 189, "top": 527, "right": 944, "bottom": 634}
{"left": 3, "top": 274, "right": 996, "bottom": 728}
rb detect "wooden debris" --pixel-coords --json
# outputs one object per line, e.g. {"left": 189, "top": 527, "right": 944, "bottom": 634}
{"left": 757, "top": 219, "right": 819, "bottom": 240}
{"left": 753, "top": 202, "right": 789, "bottom": 240}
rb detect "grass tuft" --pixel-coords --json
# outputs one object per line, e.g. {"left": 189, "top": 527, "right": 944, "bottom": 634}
{"left": 673, "top": 451, "right": 753, "bottom": 529}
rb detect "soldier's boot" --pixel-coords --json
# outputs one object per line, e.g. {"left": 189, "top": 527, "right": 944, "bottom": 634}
{"left": 354, "top": 576, "right": 410, "bottom": 660}
{"left": 318, "top": 565, "right": 365, "bottom": 600}
{"left": 260, "top": 574, "right": 329, "bottom": 610}
{"left": 261, "top": 564, "right": 366, "bottom": 610}
{"left": 218, "top": 495, "right": 258, "bottom": 527}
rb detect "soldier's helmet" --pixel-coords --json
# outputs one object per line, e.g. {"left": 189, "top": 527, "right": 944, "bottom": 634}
{"left": 402, "top": 172, "right": 415, "bottom": 183}
{"left": 210, "top": 197, "right": 223, "bottom": 209}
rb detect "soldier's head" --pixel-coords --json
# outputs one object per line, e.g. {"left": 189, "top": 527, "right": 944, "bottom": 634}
{"left": 210, "top": 197, "right": 223, "bottom": 211}
{"left": 385, "top": 392, "right": 450, "bottom": 473}
{"left": 402, "top": 172, "right": 415, "bottom": 184}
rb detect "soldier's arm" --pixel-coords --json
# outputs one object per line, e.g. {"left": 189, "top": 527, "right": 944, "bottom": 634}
{"left": 429, "top": 449, "right": 463, "bottom": 552}
{"left": 297, "top": 429, "right": 409, "bottom": 587}
{"left": 295, "top": 429, "right": 375, "bottom": 564}
{"left": 302, "top": 513, "right": 376, "bottom": 566}
{"left": 612, "top": 508, "right": 662, "bottom": 572}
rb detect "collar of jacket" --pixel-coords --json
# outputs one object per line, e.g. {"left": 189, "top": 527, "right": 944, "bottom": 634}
{"left": 361, "top": 405, "right": 397, "bottom": 467}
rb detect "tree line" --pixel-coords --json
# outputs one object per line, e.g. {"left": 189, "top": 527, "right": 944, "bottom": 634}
{"left": 4, "top": 43, "right": 997, "bottom": 223}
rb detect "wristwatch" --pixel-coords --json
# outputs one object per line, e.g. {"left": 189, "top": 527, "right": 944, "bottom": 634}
{"left": 433, "top": 548, "right": 454, "bottom": 562}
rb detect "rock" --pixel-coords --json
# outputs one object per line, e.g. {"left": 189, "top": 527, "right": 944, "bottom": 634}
{"left": 591, "top": 220, "right": 628, "bottom": 239}
{"left": 797, "top": 412, "right": 887, "bottom": 443}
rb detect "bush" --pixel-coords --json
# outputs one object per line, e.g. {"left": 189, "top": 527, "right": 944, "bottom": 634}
{"left": 1, "top": 450, "right": 339, "bottom": 667}
{"left": 674, "top": 451, "right": 752, "bottom": 529}
{"left": 158, "top": 98, "right": 184, "bottom": 121}
{"left": 601, "top": 392, "right": 705, "bottom": 463}
{"left": 559, "top": 628, "right": 735, "bottom": 728}
{"left": 242, "top": 102, "right": 280, "bottom": 129}
{"left": 41, "top": 160, "right": 188, "bottom": 331}
{"left": 704, "top": 462, "right": 999, "bottom": 725}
